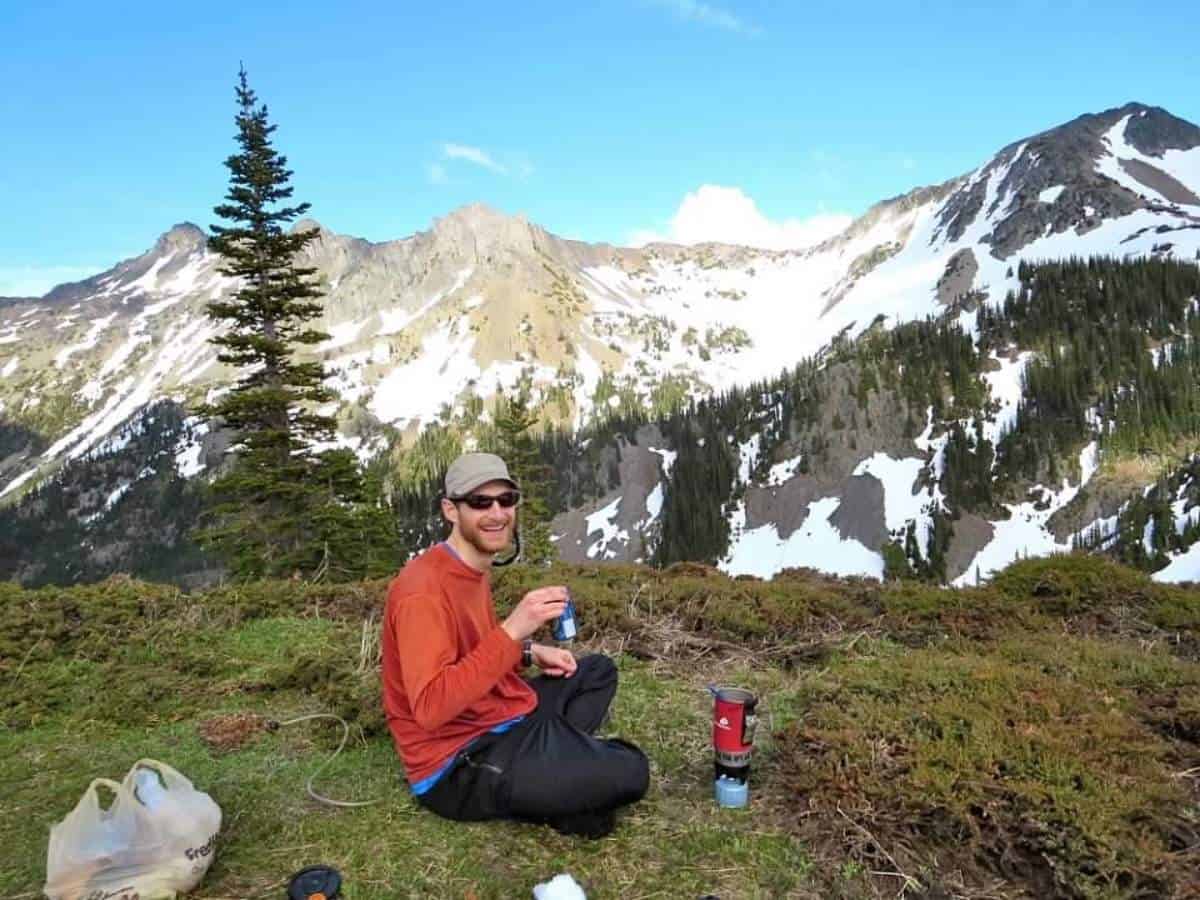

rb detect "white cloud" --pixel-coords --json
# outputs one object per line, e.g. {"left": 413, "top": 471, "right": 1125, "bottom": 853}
{"left": 629, "top": 185, "right": 853, "bottom": 251}
{"left": 428, "top": 162, "right": 449, "bottom": 185}
{"left": 650, "top": 0, "right": 760, "bottom": 35}
{"left": 0, "top": 264, "right": 104, "bottom": 298}
{"left": 443, "top": 143, "right": 508, "bottom": 175}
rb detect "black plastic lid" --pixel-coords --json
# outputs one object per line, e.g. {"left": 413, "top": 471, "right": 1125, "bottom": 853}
{"left": 287, "top": 865, "right": 342, "bottom": 900}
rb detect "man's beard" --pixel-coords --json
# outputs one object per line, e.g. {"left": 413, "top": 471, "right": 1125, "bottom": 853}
{"left": 457, "top": 514, "right": 515, "bottom": 557}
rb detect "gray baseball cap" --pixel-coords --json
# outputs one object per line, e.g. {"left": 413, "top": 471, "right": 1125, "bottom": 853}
{"left": 444, "top": 452, "right": 519, "bottom": 498}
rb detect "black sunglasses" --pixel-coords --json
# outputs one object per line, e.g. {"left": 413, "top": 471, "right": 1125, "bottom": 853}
{"left": 453, "top": 490, "right": 522, "bottom": 510}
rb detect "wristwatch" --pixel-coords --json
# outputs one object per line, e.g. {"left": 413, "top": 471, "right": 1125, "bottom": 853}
{"left": 522, "top": 639, "right": 533, "bottom": 668}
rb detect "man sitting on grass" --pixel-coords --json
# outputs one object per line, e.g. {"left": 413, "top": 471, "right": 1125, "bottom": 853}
{"left": 381, "top": 452, "right": 649, "bottom": 837}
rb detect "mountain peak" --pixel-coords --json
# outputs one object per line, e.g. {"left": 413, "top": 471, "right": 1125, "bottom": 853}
{"left": 1024, "top": 102, "right": 1200, "bottom": 159}
{"left": 428, "top": 203, "right": 544, "bottom": 259}
{"left": 927, "top": 102, "right": 1200, "bottom": 257}
{"left": 154, "top": 222, "right": 206, "bottom": 254}
{"left": 1111, "top": 102, "right": 1200, "bottom": 157}
{"left": 292, "top": 217, "right": 327, "bottom": 235}
{"left": 435, "top": 202, "right": 527, "bottom": 231}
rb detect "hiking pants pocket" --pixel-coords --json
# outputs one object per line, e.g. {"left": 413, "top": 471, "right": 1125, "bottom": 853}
{"left": 417, "top": 741, "right": 512, "bottom": 821}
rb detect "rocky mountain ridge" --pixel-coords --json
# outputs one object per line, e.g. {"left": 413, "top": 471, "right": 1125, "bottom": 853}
{"left": 2, "top": 102, "right": 1200, "bottom": 585}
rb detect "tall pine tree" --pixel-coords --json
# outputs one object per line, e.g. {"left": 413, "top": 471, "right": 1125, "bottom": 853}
{"left": 199, "top": 67, "right": 394, "bottom": 580}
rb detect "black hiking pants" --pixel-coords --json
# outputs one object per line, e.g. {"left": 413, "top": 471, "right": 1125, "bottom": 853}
{"left": 416, "top": 654, "right": 649, "bottom": 832}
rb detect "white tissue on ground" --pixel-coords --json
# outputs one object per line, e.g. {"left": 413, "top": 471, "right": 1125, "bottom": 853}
{"left": 532, "top": 873, "right": 587, "bottom": 900}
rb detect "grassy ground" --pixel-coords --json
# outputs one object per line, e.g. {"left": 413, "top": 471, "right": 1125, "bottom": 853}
{"left": 2, "top": 554, "right": 1198, "bottom": 899}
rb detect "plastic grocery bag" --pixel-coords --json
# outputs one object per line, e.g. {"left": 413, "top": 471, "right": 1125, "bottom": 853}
{"left": 44, "top": 758, "right": 222, "bottom": 900}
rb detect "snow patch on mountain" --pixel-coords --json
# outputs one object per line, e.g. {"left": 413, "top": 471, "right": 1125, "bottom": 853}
{"left": 124, "top": 254, "right": 174, "bottom": 295}
{"left": 318, "top": 319, "right": 367, "bottom": 352}
{"left": 147, "top": 261, "right": 212, "bottom": 312}
{"left": 87, "top": 422, "right": 139, "bottom": 458}
{"left": 45, "top": 315, "right": 215, "bottom": 462}
{"left": 578, "top": 199, "right": 950, "bottom": 393}
{"left": 324, "top": 349, "right": 375, "bottom": 403}
{"left": 369, "top": 325, "right": 480, "bottom": 425}
{"left": 80, "top": 459, "right": 161, "bottom": 526}
{"left": 174, "top": 420, "right": 209, "bottom": 478}
{"left": 723, "top": 496, "right": 884, "bottom": 579}
{"left": 648, "top": 446, "right": 677, "bottom": 479}
{"left": 982, "top": 352, "right": 1033, "bottom": 445}
{"left": 1039, "top": 185, "right": 1066, "bottom": 204}
{"left": 1149, "top": 480, "right": 1200, "bottom": 583}
{"left": 712, "top": 437, "right": 761, "bottom": 571}
{"left": 641, "top": 445, "right": 677, "bottom": 525}
{"left": 307, "top": 430, "right": 384, "bottom": 466}
{"left": 177, "top": 339, "right": 219, "bottom": 385}
{"left": 377, "top": 268, "right": 474, "bottom": 336}
{"left": 853, "top": 452, "right": 930, "bottom": 534}
{"left": 1172, "top": 496, "right": 1200, "bottom": 534}
{"left": 766, "top": 454, "right": 802, "bottom": 486}
{"left": 959, "top": 206, "right": 1200, "bottom": 346}
{"left": 585, "top": 496, "right": 627, "bottom": 560}
{"left": 914, "top": 406, "right": 950, "bottom": 481}
{"left": 85, "top": 481, "right": 133, "bottom": 522}
{"left": 98, "top": 332, "right": 153, "bottom": 381}
{"left": 645, "top": 483, "right": 664, "bottom": 520}
{"left": 477, "top": 359, "right": 559, "bottom": 404}
{"left": 953, "top": 442, "right": 1100, "bottom": 586}
{"left": 55, "top": 313, "right": 118, "bottom": 368}
{"left": 0, "top": 468, "right": 38, "bottom": 499}
{"left": 1161, "top": 149, "right": 1200, "bottom": 198}
{"left": 1097, "top": 115, "right": 1200, "bottom": 202}
{"left": 1153, "top": 541, "right": 1200, "bottom": 583}
{"left": 737, "top": 433, "right": 761, "bottom": 482}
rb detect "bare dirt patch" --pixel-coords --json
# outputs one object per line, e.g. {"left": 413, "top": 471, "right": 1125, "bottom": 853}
{"left": 198, "top": 712, "right": 274, "bottom": 753}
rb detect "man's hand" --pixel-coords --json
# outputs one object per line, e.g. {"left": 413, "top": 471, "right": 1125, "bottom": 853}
{"left": 501, "top": 586, "right": 568, "bottom": 641}
{"left": 532, "top": 644, "right": 577, "bottom": 678}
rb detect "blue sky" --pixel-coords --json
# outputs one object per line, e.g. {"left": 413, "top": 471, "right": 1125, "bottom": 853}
{"left": 2, "top": 0, "right": 1198, "bottom": 295}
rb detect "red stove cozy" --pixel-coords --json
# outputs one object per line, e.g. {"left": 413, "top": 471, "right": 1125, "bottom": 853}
{"left": 711, "top": 686, "right": 757, "bottom": 783}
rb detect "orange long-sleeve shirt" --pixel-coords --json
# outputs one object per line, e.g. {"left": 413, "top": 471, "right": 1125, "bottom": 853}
{"left": 381, "top": 544, "right": 537, "bottom": 784}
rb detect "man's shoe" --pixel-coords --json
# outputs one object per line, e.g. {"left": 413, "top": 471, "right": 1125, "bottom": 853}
{"left": 550, "top": 808, "right": 616, "bottom": 839}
